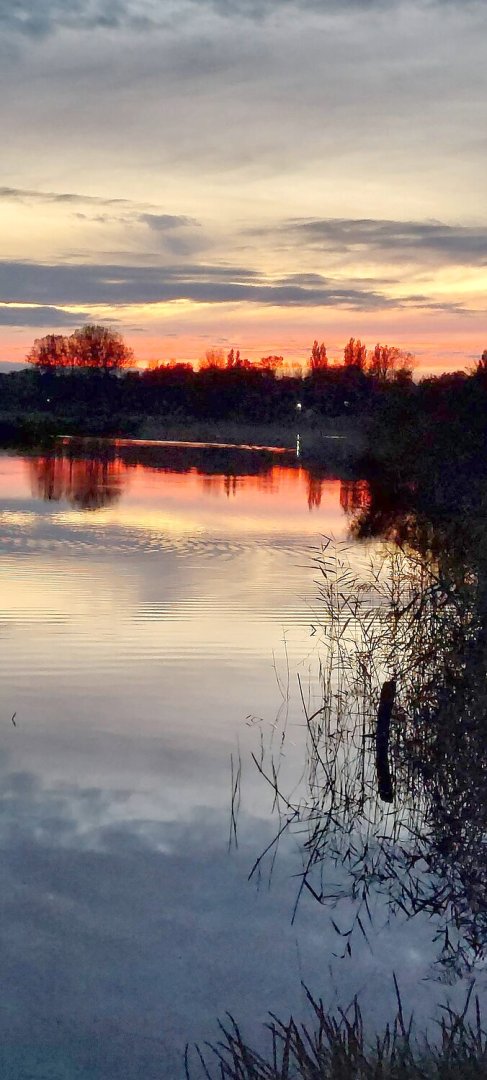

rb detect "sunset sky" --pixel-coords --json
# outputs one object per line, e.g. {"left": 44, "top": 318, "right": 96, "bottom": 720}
{"left": 1, "top": 0, "right": 486, "bottom": 374}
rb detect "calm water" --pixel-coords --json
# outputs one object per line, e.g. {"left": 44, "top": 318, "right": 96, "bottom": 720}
{"left": 0, "top": 444, "right": 481, "bottom": 1078}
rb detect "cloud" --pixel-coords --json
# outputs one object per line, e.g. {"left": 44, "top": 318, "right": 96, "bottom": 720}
{"left": 0, "top": 303, "right": 91, "bottom": 327}
{"left": 1, "top": 1, "right": 481, "bottom": 50}
{"left": 139, "top": 213, "right": 207, "bottom": 256}
{"left": 1, "top": 0, "right": 484, "bottom": 227}
{"left": 0, "top": 1, "right": 158, "bottom": 38}
{"left": 0, "top": 189, "right": 207, "bottom": 253}
{"left": 0, "top": 1, "right": 480, "bottom": 41}
{"left": 0, "top": 260, "right": 469, "bottom": 314}
{"left": 281, "top": 218, "right": 487, "bottom": 265}
{"left": 0, "top": 185, "right": 135, "bottom": 207}
{"left": 140, "top": 213, "right": 199, "bottom": 230}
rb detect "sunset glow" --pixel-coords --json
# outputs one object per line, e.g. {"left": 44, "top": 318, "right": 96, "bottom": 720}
{"left": 1, "top": 2, "right": 486, "bottom": 374}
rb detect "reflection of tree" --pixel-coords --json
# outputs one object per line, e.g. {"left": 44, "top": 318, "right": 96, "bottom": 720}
{"left": 29, "top": 455, "right": 125, "bottom": 510}
{"left": 200, "top": 475, "right": 221, "bottom": 496}
{"left": 306, "top": 473, "right": 371, "bottom": 513}
{"left": 307, "top": 472, "right": 323, "bottom": 509}
{"left": 200, "top": 474, "right": 239, "bottom": 498}
{"left": 339, "top": 478, "right": 370, "bottom": 514}
{"left": 55, "top": 440, "right": 369, "bottom": 511}
{"left": 223, "top": 475, "right": 238, "bottom": 498}
{"left": 253, "top": 519, "right": 487, "bottom": 980}
{"left": 306, "top": 466, "right": 359, "bottom": 511}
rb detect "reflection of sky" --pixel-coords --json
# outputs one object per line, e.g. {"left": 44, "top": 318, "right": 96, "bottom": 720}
{"left": 0, "top": 448, "right": 479, "bottom": 1075}
{"left": 2, "top": 451, "right": 345, "bottom": 811}
{"left": 0, "top": 769, "right": 477, "bottom": 1079}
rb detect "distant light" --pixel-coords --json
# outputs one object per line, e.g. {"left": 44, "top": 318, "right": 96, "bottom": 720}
{"left": 296, "top": 402, "right": 302, "bottom": 411}
{"left": 344, "top": 400, "right": 349, "bottom": 406}
{"left": 46, "top": 397, "right": 51, "bottom": 403}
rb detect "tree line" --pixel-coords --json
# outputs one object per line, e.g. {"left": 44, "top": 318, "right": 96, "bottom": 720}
{"left": 0, "top": 324, "right": 485, "bottom": 452}
{"left": 25, "top": 324, "right": 414, "bottom": 383}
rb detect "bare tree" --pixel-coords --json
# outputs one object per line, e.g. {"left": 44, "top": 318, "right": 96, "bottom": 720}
{"left": 200, "top": 347, "right": 226, "bottom": 369}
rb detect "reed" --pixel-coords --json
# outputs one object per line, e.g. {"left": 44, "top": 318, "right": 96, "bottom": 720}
{"left": 243, "top": 529, "right": 487, "bottom": 980}
{"left": 186, "top": 984, "right": 487, "bottom": 1078}
{"left": 186, "top": 517, "right": 487, "bottom": 1077}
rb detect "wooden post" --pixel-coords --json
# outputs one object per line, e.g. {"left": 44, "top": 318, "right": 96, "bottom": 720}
{"left": 376, "top": 679, "right": 395, "bottom": 803}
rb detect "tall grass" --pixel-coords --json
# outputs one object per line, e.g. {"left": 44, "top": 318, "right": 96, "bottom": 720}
{"left": 187, "top": 530, "right": 487, "bottom": 1078}
{"left": 247, "top": 533, "right": 487, "bottom": 978}
{"left": 186, "top": 984, "right": 487, "bottom": 1079}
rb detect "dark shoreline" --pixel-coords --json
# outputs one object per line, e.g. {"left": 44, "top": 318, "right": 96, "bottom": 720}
{"left": 0, "top": 413, "right": 367, "bottom": 470}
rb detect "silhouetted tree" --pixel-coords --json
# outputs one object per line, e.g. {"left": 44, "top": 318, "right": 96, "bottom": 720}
{"left": 69, "top": 325, "right": 134, "bottom": 373}
{"left": 201, "top": 347, "right": 225, "bottom": 369}
{"left": 309, "top": 340, "right": 328, "bottom": 372}
{"left": 344, "top": 337, "right": 367, "bottom": 370}
{"left": 165, "top": 359, "right": 193, "bottom": 371}
{"left": 226, "top": 348, "right": 240, "bottom": 368}
{"left": 26, "top": 334, "right": 72, "bottom": 373}
{"left": 368, "top": 343, "right": 414, "bottom": 382}
{"left": 260, "top": 355, "right": 284, "bottom": 373}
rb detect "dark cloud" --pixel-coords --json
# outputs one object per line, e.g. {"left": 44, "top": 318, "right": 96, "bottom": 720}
{"left": 218, "top": 0, "right": 485, "bottom": 12}
{"left": 0, "top": 1, "right": 478, "bottom": 40}
{"left": 205, "top": 0, "right": 393, "bottom": 15}
{"left": 0, "top": 259, "right": 467, "bottom": 313}
{"left": 0, "top": 304, "right": 91, "bottom": 327}
{"left": 0, "top": 1, "right": 155, "bottom": 38}
{"left": 282, "top": 218, "right": 487, "bottom": 265}
{"left": 140, "top": 213, "right": 199, "bottom": 231}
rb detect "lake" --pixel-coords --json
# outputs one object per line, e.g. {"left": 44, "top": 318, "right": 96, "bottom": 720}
{"left": 0, "top": 442, "right": 484, "bottom": 1078}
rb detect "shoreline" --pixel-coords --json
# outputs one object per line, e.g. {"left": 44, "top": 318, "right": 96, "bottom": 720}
{"left": 0, "top": 412, "right": 367, "bottom": 465}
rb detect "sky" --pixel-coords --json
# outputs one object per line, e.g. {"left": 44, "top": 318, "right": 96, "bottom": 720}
{"left": 0, "top": 0, "right": 486, "bottom": 374}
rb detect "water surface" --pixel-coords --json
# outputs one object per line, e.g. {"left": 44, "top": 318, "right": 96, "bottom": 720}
{"left": 0, "top": 444, "right": 480, "bottom": 1078}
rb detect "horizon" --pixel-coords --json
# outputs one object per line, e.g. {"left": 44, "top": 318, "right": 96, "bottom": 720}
{"left": 1, "top": 348, "right": 479, "bottom": 380}
{"left": 1, "top": 329, "right": 481, "bottom": 380}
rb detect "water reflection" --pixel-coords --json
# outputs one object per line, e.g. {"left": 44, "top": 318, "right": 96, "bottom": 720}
{"left": 339, "top": 477, "right": 371, "bottom": 514}
{"left": 254, "top": 493, "right": 487, "bottom": 983}
{"left": 2, "top": 443, "right": 373, "bottom": 1072}
{"left": 1, "top": 441, "right": 486, "bottom": 1073}
{"left": 30, "top": 454, "right": 125, "bottom": 511}
{"left": 0, "top": 762, "right": 454, "bottom": 1079}
{"left": 302, "top": 468, "right": 322, "bottom": 510}
{"left": 26, "top": 440, "right": 368, "bottom": 514}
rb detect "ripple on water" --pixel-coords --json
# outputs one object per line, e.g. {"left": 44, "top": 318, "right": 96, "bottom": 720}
{"left": 0, "top": 508, "right": 323, "bottom": 563}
